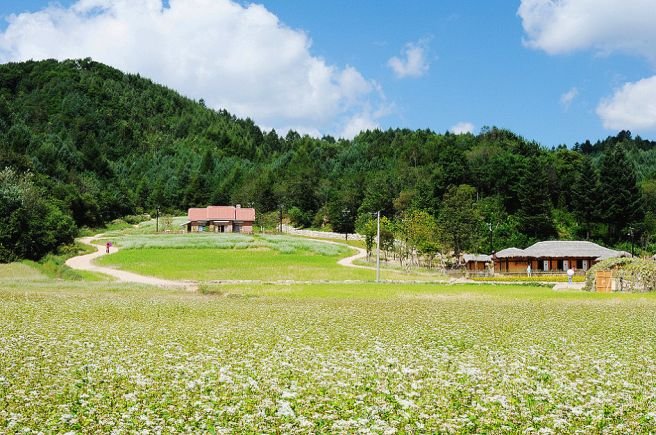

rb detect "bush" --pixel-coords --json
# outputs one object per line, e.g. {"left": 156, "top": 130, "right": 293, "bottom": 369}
{"left": 123, "top": 214, "right": 151, "bottom": 225}
{"left": 288, "top": 206, "right": 311, "bottom": 228}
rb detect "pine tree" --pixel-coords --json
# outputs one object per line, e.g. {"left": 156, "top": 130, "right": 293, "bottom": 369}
{"left": 598, "top": 145, "right": 643, "bottom": 241}
{"left": 437, "top": 184, "right": 480, "bottom": 255}
{"left": 517, "top": 159, "right": 556, "bottom": 240}
{"left": 571, "top": 157, "right": 600, "bottom": 239}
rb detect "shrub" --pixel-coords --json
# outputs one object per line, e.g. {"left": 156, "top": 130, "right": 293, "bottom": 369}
{"left": 288, "top": 206, "right": 311, "bottom": 228}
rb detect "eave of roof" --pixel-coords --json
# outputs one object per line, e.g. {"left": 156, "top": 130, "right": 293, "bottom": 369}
{"left": 494, "top": 241, "right": 628, "bottom": 260}
{"left": 463, "top": 254, "right": 492, "bottom": 262}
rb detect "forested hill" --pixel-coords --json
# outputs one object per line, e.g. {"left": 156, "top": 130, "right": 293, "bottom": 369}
{"left": 1, "top": 58, "right": 655, "bottom": 262}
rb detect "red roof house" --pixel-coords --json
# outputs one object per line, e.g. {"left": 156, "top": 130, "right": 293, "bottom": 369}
{"left": 183, "top": 205, "right": 255, "bottom": 233}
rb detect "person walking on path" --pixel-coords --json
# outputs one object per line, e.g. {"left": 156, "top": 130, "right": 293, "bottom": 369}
{"left": 106, "top": 241, "right": 112, "bottom": 254}
{"left": 567, "top": 266, "right": 575, "bottom": 284}
{"left": 526, "top": 263, "right": 532, "bottom": 277}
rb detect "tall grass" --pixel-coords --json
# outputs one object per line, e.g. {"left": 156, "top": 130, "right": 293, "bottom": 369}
{"left": 104, "top": 233, "right": 349, "bottom": 256}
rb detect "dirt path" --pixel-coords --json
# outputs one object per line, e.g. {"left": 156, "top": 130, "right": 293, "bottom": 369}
{"left": 70, "top": 231, "right": 573, "bottom": 289}
{"left": 315, "top": 239, "right": 374, "bottom": 270}
{"left": 65, "top": 235, "right": 196, "bottom": 291}
{"left": 282, "top": 224, "right": 363, "bottom": 241}
{"left": 278, "top": 224, "right": 375, "bottom": 270}
{"left": 65, "top": 232, "right": 375, "bottom": 288}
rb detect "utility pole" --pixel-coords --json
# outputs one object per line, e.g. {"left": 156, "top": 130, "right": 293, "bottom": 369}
{"left": 628, "top": 226, "right": 635, "bottom": 257}
{"left": 376, "top": 210, "right": 381, "bottom": 283}
{"left": 156, "top": 207, "right": 160, "bottom": 233}
{"left": 487, "top": 222, "right": 492, "bottom": 254}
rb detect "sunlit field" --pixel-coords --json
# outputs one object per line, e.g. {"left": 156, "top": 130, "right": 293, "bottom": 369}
{"left": 98, "top": 247, "right": 378, "bottom": 281}
{"left": 2, "top": 266, "right": 656, "bottom": 433}
{"left": 95, "top": 233, "right": 444, "bottom": 282}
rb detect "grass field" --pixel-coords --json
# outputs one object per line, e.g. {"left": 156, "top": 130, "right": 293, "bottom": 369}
{"left": 98, "top": 247, "right": 377, "bottom": 281}
{"left": 95, "top": 233, "right": 440, "bottom": 282}
{"left": 2, "top": 264, "right": 656, "bottom": 433}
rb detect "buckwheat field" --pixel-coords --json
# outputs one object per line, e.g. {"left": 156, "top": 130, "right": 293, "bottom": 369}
{"left": 1, "top": 272, "right": 656, "bottom": 433}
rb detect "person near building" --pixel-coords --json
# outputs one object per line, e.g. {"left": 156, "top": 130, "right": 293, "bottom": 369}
{"left": 567, "top": 266, "right": 575, "bottom": 284}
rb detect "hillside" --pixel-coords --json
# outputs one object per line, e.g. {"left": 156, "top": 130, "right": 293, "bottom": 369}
{"left": 0, "top": 59, "right": 654, "bottom": 261}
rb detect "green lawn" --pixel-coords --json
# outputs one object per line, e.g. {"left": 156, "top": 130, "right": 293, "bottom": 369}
{"left": 97, "top": 247, "right": 377, "bottom": 281}
{"left": 2, "top": 268, "right": 656, "bottom": 432}
{"left": 94, "top": 233, "right": 441, "bottom": 282}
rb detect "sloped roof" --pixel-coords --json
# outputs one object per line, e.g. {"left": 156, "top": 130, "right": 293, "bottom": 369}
{"left": 523, "top": 241, "right": 627, "bottom": 259}
{"left": 495, "top": 241, "right": 629, "bottom": 260}
{"left": 495, "top": 247, "right": 526, "bottom": 258}
{"left": 207, "top": 206, "right": 238, "bottom": 220}
{"left": 463, "top": 254, "right": 492, "bottom": 263}
{"left": 235, "top": 207, "right": 255, "bottom": 221}
{"left": 188, "top": 205, "right": 256, "bottom": 222}
{"left": 188, "top": 207, "right": 208, "bottom": 221}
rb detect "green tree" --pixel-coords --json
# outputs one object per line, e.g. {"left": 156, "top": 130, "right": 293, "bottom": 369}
{"left": 437, "top": 184, "right": 481, "bottom": 256}
{"left": 516, "top": 160, "right": 556, "bottom": 240}
{"left": 0, "top": 168, "right": 76, "bottom": 262}
{"left": 328, "top": 202, "right": 356, "bottom": 237}
{"left": 571, "top": 157, "right": 600, "bottom": 239}
{"left": 287, "top": 206, "right": 311, "bottom": 228}
{"left": 598, "top": 145, "right": 644, "bottom": 241}
{"left": 395, "top": 209, "right": 440, "bottom": 267}
{"left": 357, "top": 214, "right": 394, "bottom": 260}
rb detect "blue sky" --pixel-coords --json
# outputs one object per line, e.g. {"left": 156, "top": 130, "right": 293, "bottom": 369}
{"left": 0, "top": 0, "right": 654, "bottom": 147}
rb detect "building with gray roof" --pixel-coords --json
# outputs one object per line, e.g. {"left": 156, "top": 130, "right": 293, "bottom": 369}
{"left": 493, "top": 241, "right": 629, "bottom": 274}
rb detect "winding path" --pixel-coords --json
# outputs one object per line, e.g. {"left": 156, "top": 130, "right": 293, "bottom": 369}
{"left": 66, "top": 231, "right": 573, "bottom": 290}
{"left": 280, "top": 225, "right": 373, "bottom": 270}
{"left": 64, "top": 233, "right": 371, "bottom": 289}
{"left": 65, "top": 235, "right": 197, "bottom": 290}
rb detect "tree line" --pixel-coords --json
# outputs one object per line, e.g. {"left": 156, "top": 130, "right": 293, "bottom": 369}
{"left": 0, "top": 59, "right": 653, "bottom": 262}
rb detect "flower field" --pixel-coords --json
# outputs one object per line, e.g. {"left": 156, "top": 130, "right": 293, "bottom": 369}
{"left": 472, "top": 275, "right": 586, "bottom": 283}
{"left": 2, "top": 268, "right": 656, "bottom": 432}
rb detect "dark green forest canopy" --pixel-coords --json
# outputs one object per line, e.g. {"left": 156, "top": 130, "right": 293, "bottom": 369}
{"left": 0, "top": 58, "right": 654, "bottom": 261}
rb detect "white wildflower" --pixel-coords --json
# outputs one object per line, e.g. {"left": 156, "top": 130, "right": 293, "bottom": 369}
{"left": 276, "top": 400, "right": 295, "bottom": 418}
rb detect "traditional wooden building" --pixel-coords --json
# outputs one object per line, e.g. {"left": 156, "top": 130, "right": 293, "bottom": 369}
{"left": 493, "top": 241, "right": 629, "bottom": 274}
{"left": 182, "top": 205, "right": 255, "bottom": 233}
{"left": 463, "top": 254, "right": 492, "bottom": 272}
{"left": 493, "top": 248, "right": 529, "bottom": 274}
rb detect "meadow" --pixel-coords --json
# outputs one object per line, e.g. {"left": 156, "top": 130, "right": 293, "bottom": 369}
{"left": 2, "top": 263, "right": 656, "bottom": 433}
{"left": 95, "top": 232, "right": 442, "bottom": 282}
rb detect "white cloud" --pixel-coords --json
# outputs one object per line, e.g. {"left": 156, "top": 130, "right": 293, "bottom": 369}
{"left": 560, "top": 87, "right": 578, "bottom": 110}
{"left": 450, "top": 122, "right": 475, "bottom": 135}
{"left": 518, "top": 0, "right": 656, "bottom": 62}
{"left": 0, "top": 0, "right": 385, "bottom": 137}
{"left": 340, "top": 113, "right": 379, "bottom": 139}
{"left": 339, "top": 94, "right": 392, "bottom": 139}
{"left": 518, "top": 0, "right": 656, "bottom": 131}
{"left": 388, "top": 40, "right": 430, "bottom": 79}
{"left": 597, "top": 76, "right": 656, "bottom": 130}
